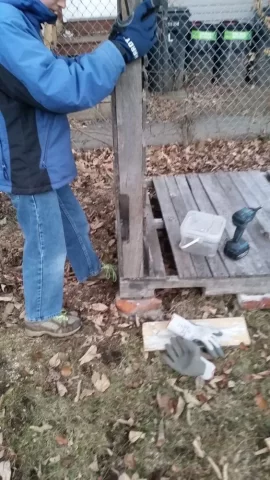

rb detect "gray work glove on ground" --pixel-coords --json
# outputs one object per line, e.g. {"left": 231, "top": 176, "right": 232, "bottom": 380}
{"left": 167, "top": 314, "right": 224, "bottom": 359}
{"left": 163, "top": 336, "right": 216, "bottom": 380}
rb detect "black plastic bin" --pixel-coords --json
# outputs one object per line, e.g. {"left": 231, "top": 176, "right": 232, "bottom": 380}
{"left": 147, "top": 7, "right": 191, "bottom": 92}
{"left": 253, "top": 8, "right": 270, "bottom": 87}
{"left": 185, "top": 22, "right": 218, "bottom": 85}
{"left": 167, "top": 8, "right": 191, "bottom": 89}
{"left": 214, "top": 21, "right": 253, "bottom": 87}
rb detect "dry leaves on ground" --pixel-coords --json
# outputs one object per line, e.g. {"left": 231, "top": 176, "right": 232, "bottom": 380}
{"left": 124, "top": 453, "right": 136, "bottom": 469}
{"left": 60, "top": 365, "right": 72, "bottom": 378}
{"left": 119, "top": 474, "right": 131, "bottom": 480}
{"left": 55, "top": 435, "right": 69, "bottom": 446}
{"left": 174, "top": 396, "right": 185, "bottom": 419}
{"left": 49, "top": 352, "right": 67, "bottom": 368}
{"left": 115, "top": 417, "right": 134, "bottom": 427}
{"left": 29, "top": 424, "right": 52, "bottom": 434}
{"left": 92, "top": 372, "right": 110, "bottom": 393}
{"left": 207, "top": 456, "right": 222, "bottom": 480}
{"left": 91, "top": 303, "right": 108, "bottom": 312}
{"left": 89, "top": 456, "right": 99, "bottom": 472}
{"left": 156, "top": 392, "right": 176, "bottom": 415}
{"left": 56, "top": 382, "right": 67, "bottom": 397}
{"left": 193, "top": 436, "right": 205, "bottom": 459}
{"left": 0, "top": 460, "right": 11, "bottom": 480}
{"left": 79, "top": 345, "right": 99, "bottom": 365}
{"left": 183, "top": 390, "right": 201, "bottom": 408}
{"left": 80, "top": 388, "right": 94, "bottom": 400}
{"left": 105, "top": 325, "right": 114, "bottom": 337}
{"left": 74, "top": 379, "right": 82, "bottom": 403}
{"left": 156, "top": 419, "right": 165, "bottom": 448}
{"left": 255, "top": 393, "right": 269, "bottom": 411}
{"left": 49, "top": 353, "right": 61, "bottom": 368}
{"left": 129, "top": 431, "right": 145, "bottom": 444}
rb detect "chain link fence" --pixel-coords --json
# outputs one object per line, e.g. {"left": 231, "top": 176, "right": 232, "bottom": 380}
{"left": 51, "top": 0, "right": 270, "bottom": 147}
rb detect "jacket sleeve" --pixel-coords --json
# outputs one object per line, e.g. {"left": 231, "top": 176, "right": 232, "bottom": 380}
{"left": 0, "top": 17, "right": 125, "bottom": 114}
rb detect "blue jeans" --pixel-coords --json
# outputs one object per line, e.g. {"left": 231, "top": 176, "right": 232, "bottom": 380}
{"left": 11, "top": 186, "right": 101, "bottom": 321}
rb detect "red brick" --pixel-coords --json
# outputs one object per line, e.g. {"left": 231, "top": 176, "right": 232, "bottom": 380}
{"left": 116, "top": 296, "right": 162, "bottom": 319}
{"left": 238, "top": 294, "right": 270, "bottom": 311}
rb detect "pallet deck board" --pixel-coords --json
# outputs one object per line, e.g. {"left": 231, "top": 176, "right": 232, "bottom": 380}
{"left": 199, "top": 173, "right": 260, "bottom": 277}
{"left": 184, "top": 174, "right": 230, "bottom": 278}
{"left": 215, "top": 171, "right": 270, "bottom": 274}
{"left": 153, "top": 176, "right": 197, "bottom": 279}
{"left": 145, "top": 195, "right": 166, "bottom": 277}
{"left": 165, "top": 175, "right": 212, "bottom": 278}
{"left": 250, "top": 171, "right": 270, "bottom": 200}
{"left": 229, "top": 171, "right": 270, "bottom": 240}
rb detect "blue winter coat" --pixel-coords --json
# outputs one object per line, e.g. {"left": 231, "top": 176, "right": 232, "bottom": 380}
{"left": 0, "top": 0, "right": 125, "bottom": 194}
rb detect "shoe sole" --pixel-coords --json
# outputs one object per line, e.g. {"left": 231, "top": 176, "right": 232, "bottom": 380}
{"left": 25, "top": 325, "right": 81, "bottom": 338}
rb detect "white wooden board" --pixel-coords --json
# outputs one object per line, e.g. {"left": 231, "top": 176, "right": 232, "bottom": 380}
{"left": 142, "top": 317, "right": 250, "bottom": 352}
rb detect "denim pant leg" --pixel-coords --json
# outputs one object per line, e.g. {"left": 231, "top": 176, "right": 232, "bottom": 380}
{"left": 56, "top": 185, "right": 101, "bottom": 282}
{"left": 11, "top": 192, "right": 67, "bottom": 321}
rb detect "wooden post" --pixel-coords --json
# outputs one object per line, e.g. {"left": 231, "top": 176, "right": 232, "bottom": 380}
{"left": 43, "top": 24, "right": 57, "bottom": 49}
{"left": 112, "top": 0, "right": 145, "bottom": 284}
{"left": 43, "top": 14, "right": 63, "bottom": 50}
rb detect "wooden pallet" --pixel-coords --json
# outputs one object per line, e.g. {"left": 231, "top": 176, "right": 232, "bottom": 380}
{"left": 120, "top": 170, "right": 270, "bottom": 298}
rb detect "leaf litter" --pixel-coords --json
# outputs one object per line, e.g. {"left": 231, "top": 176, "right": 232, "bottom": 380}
{"left": 129, "top": 431, "right": 145, "bottom": 444}
{"left": 156, "top": 419, "right": 165, "bottom": 448}
{"left": 30, "top": 424, "right": 53, "bottom": 434}
{"left": 92, "top": 371, "right": 110, "bottom": 392}
{"left": 56, "top": 382, "right": 67, "bottom": 397}
{"left": 89, "top": 455, "right": 99, "bottom": 472}
{"left": 0, "top": 460, "right": 11, "bottom": 480}
{"left": 156, "top": 392, "right": 176, "bottom": 415}
{"left": 91, "top": 303, "right": 108, "bottom": 312}
{"left": 79, "top": 345, "right": 99, "bottom": 365}
{"left": 124, "top": 453, "right": 136, "bottom": 469}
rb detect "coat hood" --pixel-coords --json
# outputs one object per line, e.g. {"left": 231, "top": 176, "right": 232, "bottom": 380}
{"left": 0, "top": 0, "right": 57, "bottom": 24}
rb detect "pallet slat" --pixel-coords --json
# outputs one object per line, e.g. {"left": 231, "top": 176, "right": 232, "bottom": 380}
{"left": 187, "top": 174, "right": 244, "bottom": 278}
{"left": 120, "top": 275, "right": 270, "bottom": 298}
{"left": 229, "top": 172, "right": 270, "bottom": 237}
{"left": 199, "top": 173, "right": 260, "bottom": 277}
{"left": 165, "top": 176, "right": 212, "bottom": 278}
{"left": 249, "top": 170, "right": 270, "bottom": 200}
{"left": 182, "top": 174, "right": 229, "bottom": 278}
{"left": 145, "top": 195, "right": 166, "bottom": 277}
{"left": 215, "top": 172, "right": 270, "bottom": 274}
{"left": 153, "top": 176, "right": 197, "bottom": 279}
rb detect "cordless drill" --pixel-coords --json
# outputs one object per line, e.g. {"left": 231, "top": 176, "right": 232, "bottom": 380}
{"left": 224, "top": 207, "right": 261, "bottom": 260}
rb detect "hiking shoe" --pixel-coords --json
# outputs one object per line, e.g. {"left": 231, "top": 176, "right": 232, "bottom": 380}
{"left": 25, "top": 311, "right": 81, "bottom": 338}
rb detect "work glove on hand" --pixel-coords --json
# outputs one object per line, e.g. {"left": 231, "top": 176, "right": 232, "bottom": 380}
{"left": 109, "top": 0, "right": 160, "bottom": 64}
{"left": 167, "top": 314, "right": 224, "bottom": 359}
{"left": 163, "top": 337, "right": 216, "bottom": 380}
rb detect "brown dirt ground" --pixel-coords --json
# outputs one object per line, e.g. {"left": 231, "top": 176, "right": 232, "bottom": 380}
{"left": 1, "top": 140, "right": 270, "bottom": 480}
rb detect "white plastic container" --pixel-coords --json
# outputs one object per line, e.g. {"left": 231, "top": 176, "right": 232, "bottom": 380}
{"left": 179, "top": 211, "right": 226, "bottom": 257}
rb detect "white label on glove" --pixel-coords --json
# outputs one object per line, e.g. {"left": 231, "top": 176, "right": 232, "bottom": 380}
{"left": 124, "top": 37, "right": 139, "bottom": 59}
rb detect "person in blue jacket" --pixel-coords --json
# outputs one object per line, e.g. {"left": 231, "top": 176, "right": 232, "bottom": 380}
{"left": 0, "top": 0, "right": 157, "bottom": 337}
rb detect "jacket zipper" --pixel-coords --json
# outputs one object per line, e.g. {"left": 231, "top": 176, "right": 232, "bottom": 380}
{"left": 0, "top": 139, "right": 9, "bottom": 181}
{"left": 41, "top": 123, "right": 52, "bottom": 169}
